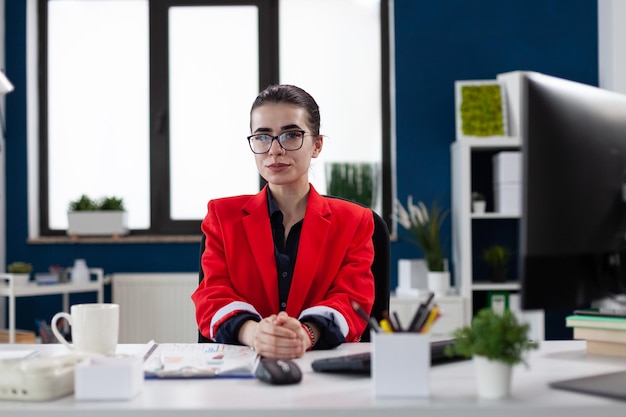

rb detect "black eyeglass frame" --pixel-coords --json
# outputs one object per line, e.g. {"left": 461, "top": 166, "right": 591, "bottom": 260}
{"left": 246, "top": 130, "right": 307, "bottom": 154}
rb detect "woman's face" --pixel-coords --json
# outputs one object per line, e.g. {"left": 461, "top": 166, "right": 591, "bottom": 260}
{"left": 250, "top": 103, "right": 322, "bottom": 188}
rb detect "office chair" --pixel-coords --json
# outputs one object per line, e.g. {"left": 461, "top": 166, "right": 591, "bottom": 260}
{"left": 197, "top": 197, "right": 391, "bottom": 343}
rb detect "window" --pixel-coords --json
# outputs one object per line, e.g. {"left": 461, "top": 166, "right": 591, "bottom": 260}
{"left": 39, "top": 0, "right": 391, "bottom": 236}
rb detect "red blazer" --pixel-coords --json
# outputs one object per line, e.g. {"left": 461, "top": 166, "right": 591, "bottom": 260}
{"left": 192, "top": 184, "right": 375, "bottom": 342}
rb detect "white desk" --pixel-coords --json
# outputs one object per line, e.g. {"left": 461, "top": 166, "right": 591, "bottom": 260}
{"left": 0, "top": 341, "right": 625, "bottom": 416}
{"left": 0, "top": 269, "right": 104, "bottom": 343}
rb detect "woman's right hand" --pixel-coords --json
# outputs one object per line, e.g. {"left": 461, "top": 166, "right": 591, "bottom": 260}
{"left": 239, "top": 314, "right": 306, "bottom": 359}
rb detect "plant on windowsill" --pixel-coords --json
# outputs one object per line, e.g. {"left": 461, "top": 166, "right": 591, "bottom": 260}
{"left": 394, "top": 196, "right": 450, "bottom": 296}
{"left": 67, "top": 194, "right": 129, "bottom": 237}
{"left": 482, "top": 244, "right": 511, "bottom": 283}
{"left": 444, "top": 307, "right": 539, "bottom": 399}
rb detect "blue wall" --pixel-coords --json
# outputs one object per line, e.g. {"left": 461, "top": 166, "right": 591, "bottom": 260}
{"left": 4, "top": 0, "right": 598, "bottom": 333}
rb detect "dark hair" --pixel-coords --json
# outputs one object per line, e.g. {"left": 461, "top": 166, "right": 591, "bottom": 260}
{"left": 251, "top": 84, "right": 321, "bottom": 135}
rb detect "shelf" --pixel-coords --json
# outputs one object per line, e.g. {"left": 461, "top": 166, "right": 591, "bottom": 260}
{"left": 471, "top": 212, "right": 520, "bottom": 219}
{"left": 472, "top": 282, "right": 521, "bottom": 291}
{"left": 454, "top": 136, "right": 522, "bottom": 148}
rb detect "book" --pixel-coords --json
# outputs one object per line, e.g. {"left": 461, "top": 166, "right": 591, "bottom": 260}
{"left": 565, "top": 315, "right": 626, "bottom": 331}
{"left": 585, "top": 340, "right": 626, "bottom": 358}
{"left": 142, "top": 342, "right": 259, "bottom": 379}
{"left": 573, "top": 327, "right": 626, "bottom": 344}
{"left": 573, "top": 308, "right": 626, "bottom": 318}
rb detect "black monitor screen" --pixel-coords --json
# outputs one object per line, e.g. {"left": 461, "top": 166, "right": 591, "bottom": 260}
{"left": 520, "top": 72, "right": 626, "bottom": 310}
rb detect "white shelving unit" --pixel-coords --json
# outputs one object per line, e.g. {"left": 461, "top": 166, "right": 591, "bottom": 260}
{"left": 451, "top": 137, "right": 522, "bottom": 325}
{"left": 451, "top": 72, "right": 544, "bottom": 340}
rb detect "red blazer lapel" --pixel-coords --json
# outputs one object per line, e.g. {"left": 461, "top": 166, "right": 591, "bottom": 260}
{"left": 242, "top": 187, "right": 279, "bottom": 311}
{"left": 287, "top": 187, "right": 331, "bottom": 315}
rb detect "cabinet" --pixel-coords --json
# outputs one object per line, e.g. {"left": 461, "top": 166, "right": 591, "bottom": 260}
{"left": 451, "top": 138, "right": 521, "bottom": 324}
{"left": 451, "top": 72, "right": 544, "bottom": 339}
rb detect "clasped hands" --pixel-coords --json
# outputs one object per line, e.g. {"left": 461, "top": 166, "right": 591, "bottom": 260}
{"left": 239, "top": 311, "right": 314, "bottom": 359}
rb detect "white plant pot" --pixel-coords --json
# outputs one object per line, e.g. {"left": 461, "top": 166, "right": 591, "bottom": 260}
{"left": 472, "top": 200, "right": 486, "bottom": 214}
{"left": 427, "top": 271, "right": 450, "bottom": 297}
{"left": 10, "top": 273, "right": 31, "bottom": 286}
{"left": 67, "top": 211, "right": 129, "bottom": 237}
{"left": 473, "top": 355, "right": 512, "bottom": 399}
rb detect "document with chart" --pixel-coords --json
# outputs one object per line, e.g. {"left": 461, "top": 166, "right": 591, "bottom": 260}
{"left": 143, "top": 343, "right": 259, "bottom": 379}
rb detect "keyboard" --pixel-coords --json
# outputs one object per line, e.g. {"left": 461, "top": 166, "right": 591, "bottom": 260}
{"left": 311, "top": 339, "right": 467, "bottom": 374}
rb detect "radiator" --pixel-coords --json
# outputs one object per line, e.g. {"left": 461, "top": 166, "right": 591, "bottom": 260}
{"left": 112, "top": 273, "right": 199, "bottom": 343}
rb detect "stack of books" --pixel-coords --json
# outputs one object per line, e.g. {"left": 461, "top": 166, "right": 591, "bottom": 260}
{"left": 566, "top": 309, "right": 626, "bottom": 357}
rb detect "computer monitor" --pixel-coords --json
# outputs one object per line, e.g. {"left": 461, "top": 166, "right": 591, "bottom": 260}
{"left": 519, "top": 72, "right": 626, "bottom": 311}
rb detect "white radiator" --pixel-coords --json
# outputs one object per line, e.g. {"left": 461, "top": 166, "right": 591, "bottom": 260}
{"left": 112, "top": 273, "right": 199, "bottom": 343}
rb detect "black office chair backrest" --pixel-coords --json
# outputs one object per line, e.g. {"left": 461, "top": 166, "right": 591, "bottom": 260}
{"left": 197, "top": 197, "right": 390, "bottom": 343}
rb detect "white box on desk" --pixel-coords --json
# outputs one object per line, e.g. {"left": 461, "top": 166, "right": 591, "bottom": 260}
{"left": 493, "top": 151, "right": 521, "bottom": 184}
{"left": 75, "top": 356, "right": 143, "bottom": 401}
{"left": 371, "top": 331, "right": 430, "bottom": 398}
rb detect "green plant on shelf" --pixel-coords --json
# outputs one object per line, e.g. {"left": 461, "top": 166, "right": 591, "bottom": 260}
{"left": 8, "top": 261, "right": 33, "bottom": 274}
{"left": 482, "top": 245, "right": 511, "bottom": 269}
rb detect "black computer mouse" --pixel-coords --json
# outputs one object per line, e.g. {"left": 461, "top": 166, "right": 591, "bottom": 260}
{"left": 255, "top": 357, "right": 302, "bottom": 385}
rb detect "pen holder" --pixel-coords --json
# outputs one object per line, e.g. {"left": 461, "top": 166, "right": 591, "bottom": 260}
{"left": 371, "top": 331, "right": 430, "bottom": 398}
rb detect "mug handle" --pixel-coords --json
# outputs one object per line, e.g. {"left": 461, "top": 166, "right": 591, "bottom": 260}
{"left": 51, "top": 312, "right": 73, "bottom": 349}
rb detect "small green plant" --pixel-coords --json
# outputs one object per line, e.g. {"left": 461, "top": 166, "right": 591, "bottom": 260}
{"left": 445, "top": 308, "right": 538, "bottom": 365}
{"left": 472, "top": 192, "right": 485, "bottom": 202}
{"left": 69, "top": 195, "right": 125, "bottom": 211}
{"left": 98, "top": 196, "right": 125, "bottom": 211}
{"left": 8, "top": 262, "right": 33, "bottom": 274}
{"left": 483, "top": 244, "right": 511, "bottom": 269}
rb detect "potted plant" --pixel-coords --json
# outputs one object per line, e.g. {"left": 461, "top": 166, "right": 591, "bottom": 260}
{"left": 67, "top": 194, "right": 129, "bottom": 237}
{"left": 471, "top": 192, "right": 486, "bottom": 214}
{"left": 395, "top": 196, "right": 450, "bottom": 296}
{"left": 445, "top": 307, "right": 539, "bottom": 399}
{"left": 7, "top": 261, "right": 33, "bottom": 285}
{"left": 483, "top": 244, "right": 511, "bottom": 282}
{"left": 326, "top": 162, "right": 378, "bottom": 209}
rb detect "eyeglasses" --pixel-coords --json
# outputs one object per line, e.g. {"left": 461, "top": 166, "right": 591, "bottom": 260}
{"left": 247, "top": 130, "right": 306, "bottom": 154}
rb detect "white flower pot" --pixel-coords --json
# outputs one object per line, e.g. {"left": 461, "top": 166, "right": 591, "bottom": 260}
{"left": 10, "top": 273, "right": 31, "bottom": 286}
{"left": 472, "top": 200, "right": 486, "bottom": 214}
{"left": 473, "top": 355, "right": 512, "bottom": 399}
{"left": 427, "top": 271, "right": 450, "bottom": 297}
{"left": 67, "top": 211, "right": 129, "bottom": 237}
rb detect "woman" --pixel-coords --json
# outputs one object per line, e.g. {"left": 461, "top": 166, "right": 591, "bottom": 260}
{"left": 192, "top": 84, "right": 375, "bottom": 359}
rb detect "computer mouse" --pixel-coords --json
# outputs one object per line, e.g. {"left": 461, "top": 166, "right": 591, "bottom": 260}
{"left": 255, "top": 357, "right": 302, "bottom": 385}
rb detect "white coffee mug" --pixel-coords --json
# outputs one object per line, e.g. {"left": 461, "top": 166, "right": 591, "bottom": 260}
{"left": 51, "top": 303, "right": 119, "bottom": 355}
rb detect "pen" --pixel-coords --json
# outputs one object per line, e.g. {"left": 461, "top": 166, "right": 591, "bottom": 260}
{"left": 351, "top": 300, "right": 382, "bottom": 333}
{"left": 419, "top": 305, "right": 440, "bottom": 333}
{"left": 407, "top": 292, "right": 435, "bottom": 332}
{"left": 379, "top": 318, "right": 394, "bottom": 333}
{"left": 382, "top": 311, "right": 398, "bottom": 332}
{"left": 392, "top": 311, "right": 404, "bottom": 332}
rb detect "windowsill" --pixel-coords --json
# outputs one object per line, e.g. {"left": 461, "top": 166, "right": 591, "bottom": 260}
{"left": 28, "top": 235, "right": 201, "bottom": 244}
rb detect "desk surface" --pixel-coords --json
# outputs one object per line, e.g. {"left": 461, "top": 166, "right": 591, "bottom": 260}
{"left": 1, "top": 341, "right": 625, "bottom": 417}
